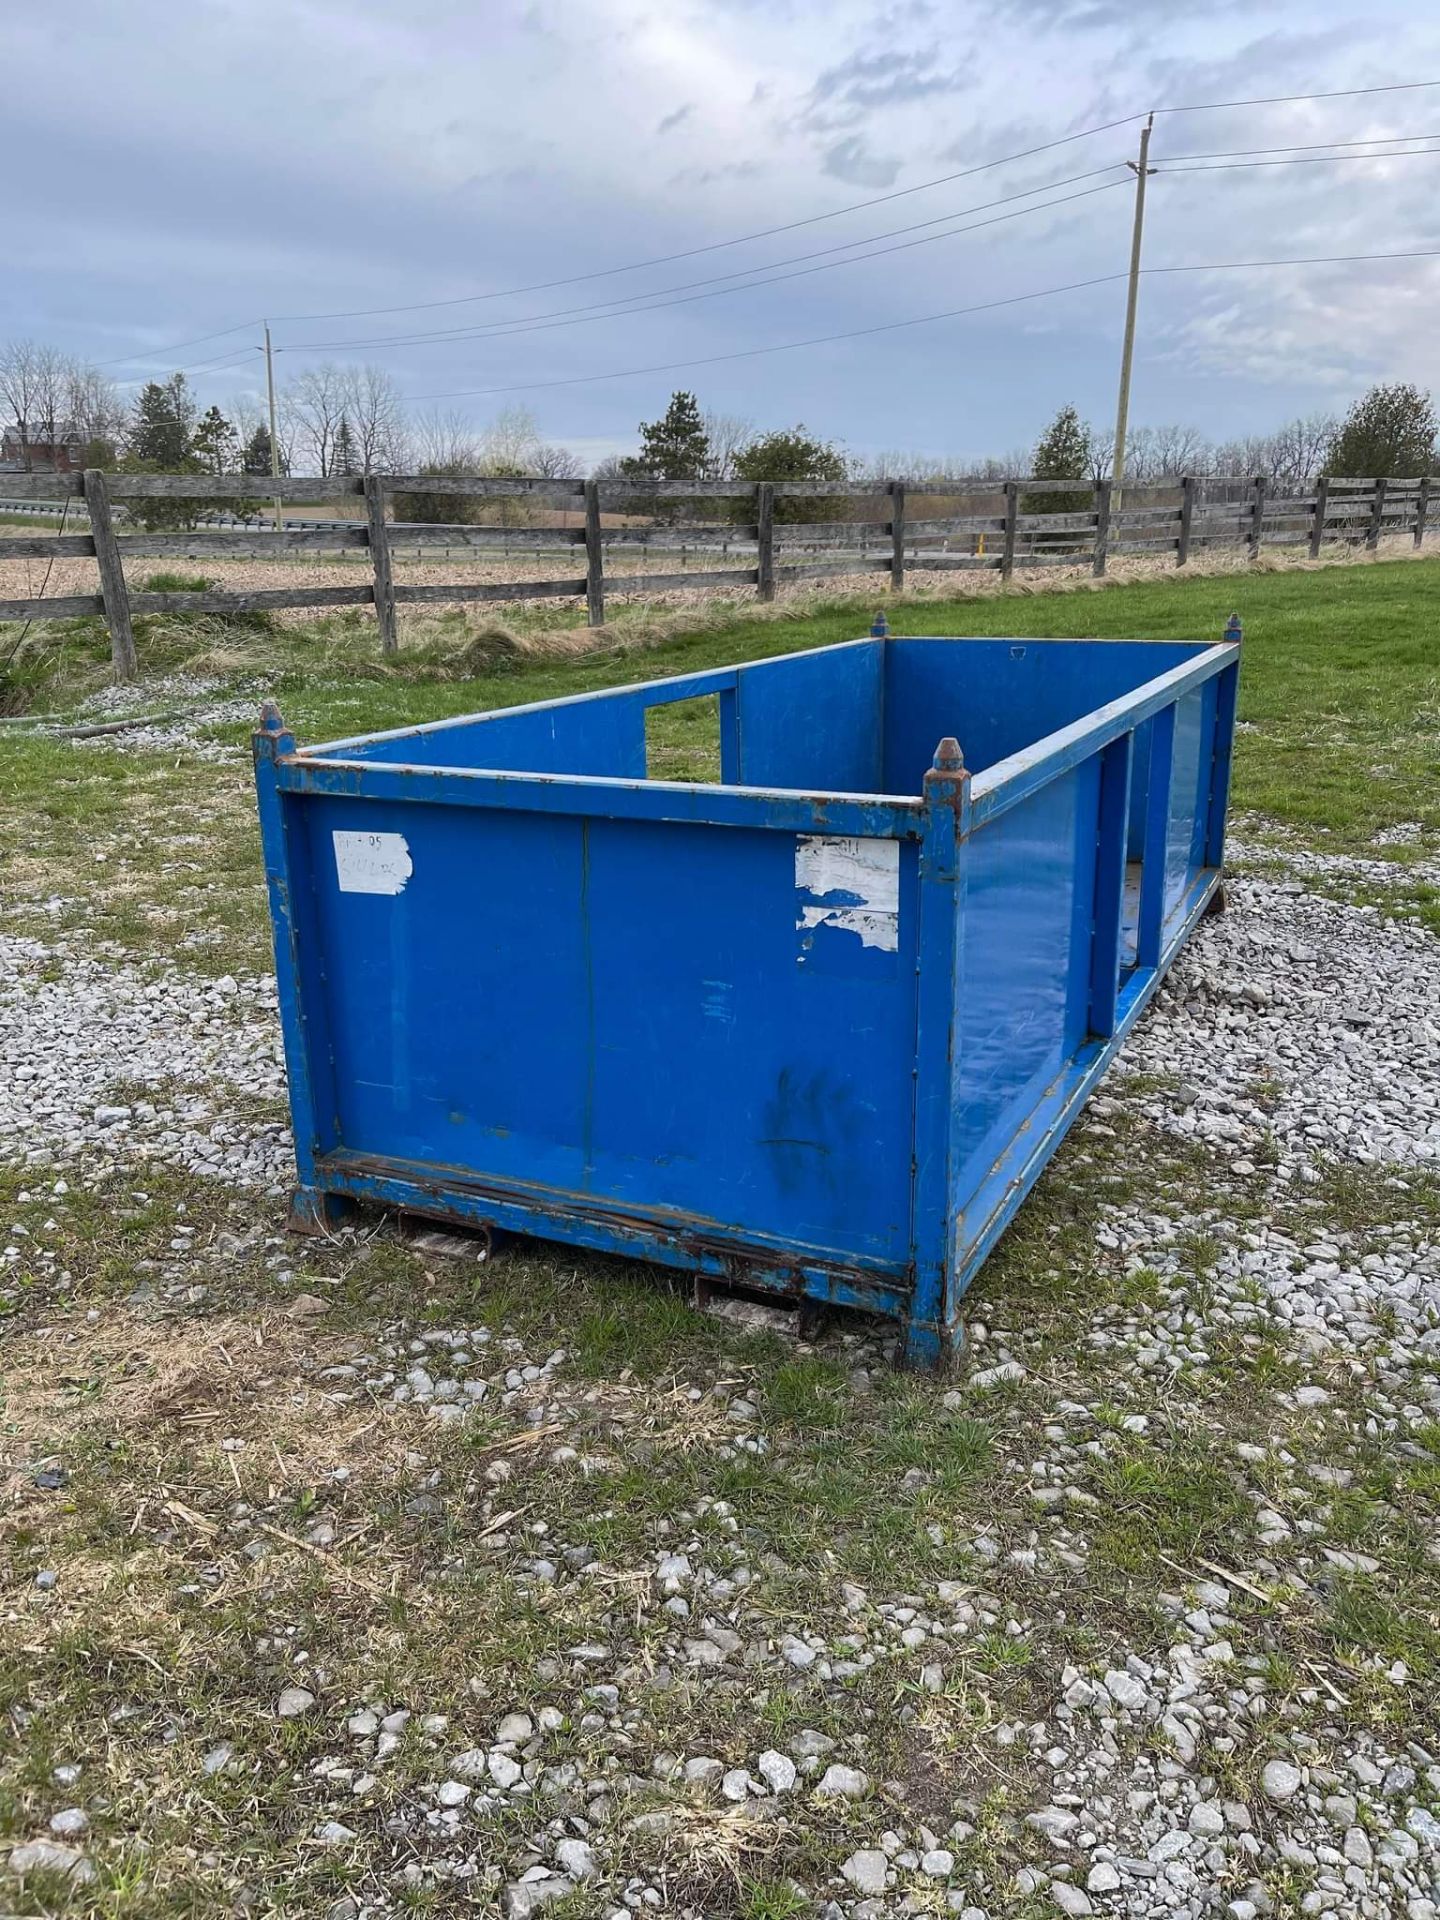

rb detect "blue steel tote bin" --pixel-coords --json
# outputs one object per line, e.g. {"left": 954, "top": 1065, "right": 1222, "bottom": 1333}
{"left": 254, "top": 632, "right": 1239, "bottom": 1366}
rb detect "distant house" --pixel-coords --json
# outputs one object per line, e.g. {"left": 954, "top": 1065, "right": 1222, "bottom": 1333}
{"left": 0, "top": 422, "right": 84, "bottom": 473}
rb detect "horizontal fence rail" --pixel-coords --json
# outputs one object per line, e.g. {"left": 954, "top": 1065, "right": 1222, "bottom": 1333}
{"left": 0, "top": 467, "right": 1432, "bottom": 678}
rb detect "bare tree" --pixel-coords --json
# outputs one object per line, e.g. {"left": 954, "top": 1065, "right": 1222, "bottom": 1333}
{"left": 341, "top": 363, "right": 407, "bottom": 473}
{"left": 226, "top": 389, "right": 267, "bottom": 448}
{"left": 702, "top": 409, "right": 754, "bottom": 479}
{"left": 531, "top": 441, "right": 580, "bottom": 478}
{"left": 0, "top": 339, "right": 68, "bottom": 469}
{"left": 477, "top": 404, "right": 543, "bottom": 472}
{"left": 412, "top": 408, "right": 482, "bottom": 469}
{"left": 285, "top": 362, "right": 349, "bottom": 477}
{"left": 62, "top": 362, "right": 125, "bottom": 456}
{"left": 1264, "top": 413, "right": 1336, "bottom": 492}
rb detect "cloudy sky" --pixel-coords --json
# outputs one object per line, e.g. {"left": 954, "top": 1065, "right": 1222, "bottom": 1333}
{"left": 7, "top": 0, "right": 1440, "bottom": 466}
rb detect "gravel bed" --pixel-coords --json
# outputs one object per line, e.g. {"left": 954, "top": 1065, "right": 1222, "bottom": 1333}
{"left": 2, "top": 870, "right": 1437, "bottom": 1916}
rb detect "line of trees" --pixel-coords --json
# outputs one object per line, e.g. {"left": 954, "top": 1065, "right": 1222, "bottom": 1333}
{"left": 2, "top": 334, "right": 1435, "bottom": 510}
{"left": 1015, "top": 385, "right": 1436, "bottom": 505}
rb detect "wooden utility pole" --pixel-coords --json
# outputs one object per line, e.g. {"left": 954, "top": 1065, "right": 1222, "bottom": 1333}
{"left": 1110, "top": 115, "right": 1155, "bottom": 514}
{"left": 264, "top": 323, "right": 282, "bottom": 533}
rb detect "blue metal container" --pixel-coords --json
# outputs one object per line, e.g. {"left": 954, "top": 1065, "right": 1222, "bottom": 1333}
{"left": 254, "top": 633, "right": 1238, "bottom": 1365}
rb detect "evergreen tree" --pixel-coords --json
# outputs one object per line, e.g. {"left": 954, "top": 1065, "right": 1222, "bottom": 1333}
{"left": 621, "top": 390, "right": 710, "bottom": 482}
{"left": 733, "top": 424, "right": 849, "bottom": 521}
{"left": 333, "top": 416, "right": 358, "bottom": 477}
{"left": 241, "top": 424, "right": 287, "bottom": 476}
{"left": 122, "top": 373, "right": 201, "bottom": 528}
{"left": 1326, "top": 383, "right": 1436, "bottom": 479}
{"left": 1024, "top": 405, "right": 1091, "bottom": 516}
{"left": 192, "top": 405, "right": 236, "bottom": 474}
{"left": 127, "top": 373, "right": 197, "bottom": 468}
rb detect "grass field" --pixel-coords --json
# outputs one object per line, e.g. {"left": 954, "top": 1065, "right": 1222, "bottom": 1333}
{"left": 0, "top": 556, "right": 1437, "bottom": 1916}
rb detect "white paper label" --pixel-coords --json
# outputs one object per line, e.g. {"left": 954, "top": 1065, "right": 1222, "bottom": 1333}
{"left": 795, "top": 835, "right": 899, "bottom": 951}
{"left": 333, "top": 829, "right": 413, "bottom": 896}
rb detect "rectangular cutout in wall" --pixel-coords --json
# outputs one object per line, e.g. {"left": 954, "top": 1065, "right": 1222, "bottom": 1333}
{"left": 644, "top": 694, "right": 722, "bottom": 783}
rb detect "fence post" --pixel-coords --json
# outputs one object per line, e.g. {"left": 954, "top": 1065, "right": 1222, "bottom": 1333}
{"left": 584, "top": 480, "right": 605, "bottom": 627}
{"left": 1309, "top": 474, "right": 1329, "bottom": 560}
{"left": 83, "top": 469, "right": 137, "bottom": 682}
{"left": 1092, "top": 479, "right": 1113, "bottom": 577}
{"left": 1415, "top": 474, "right": 1431, "bottom": 549}
{"left": 1176, "top": 474, "right": 1196, "bottom": 567}
{"left": 1248, "top": 474, "right": 1267, "bottom": 558}
{"left": 1366, "top": 475, "right": 1388, "bottom": 550}
{"left": 756, "top": 482, "right": 775, "bottom": 602}
{"left": 890, "top": 479, "right": 906, "bottom": 594}
{"left": 363, "top": 475, "right": 397, "bottom": 655}
{"left": 1000, "top": 480, "right": 1019, "bottom": 580}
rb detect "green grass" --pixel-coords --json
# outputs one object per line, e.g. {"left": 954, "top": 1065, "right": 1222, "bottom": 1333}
{"left": 2, "top": 554, "right": 1437, "bottom": 978}
{"left": 137, "top": 570, "right": 215, "bottom": 595}
{"left": 1, "top": 551, "right": 1438, "bottom": 1909}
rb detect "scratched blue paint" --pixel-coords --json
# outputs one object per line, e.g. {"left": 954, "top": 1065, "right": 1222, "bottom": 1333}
{"left": 254, "top": 634, "right": 1239, "bottom": 1366}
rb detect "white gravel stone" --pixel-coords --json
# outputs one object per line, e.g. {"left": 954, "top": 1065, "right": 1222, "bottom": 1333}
{"left": 757, "top": 1749, "right": 797, "bottom": 1793}
{"left": 555, "top": 1838, "right": 597, "bottom": 1881}
{"left": 840, "top": 1848, "right": 888, "bottom": 1895}
{"left": 815, "top": 1763, "right": 869, "bottom": 1799}
{"left": 1051, "top": 1883, "right": 1093, "bottom": 1916}
{"left": 1262, "top": 1759, "right": 1303, "bottom": 1802}
{"left": 5, "top": 1840, "right": 93, "bottom": 1882}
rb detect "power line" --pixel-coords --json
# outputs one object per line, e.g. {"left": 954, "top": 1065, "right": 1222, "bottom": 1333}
{"left": 280, "top": 172, "right": 1131, "bottom": 355}
{"left": 77, "top": 75, "right": 1440, "bottom": 366}
{"left": 1155, "top": 78, "right": 1440, "bottom": 114}
{"left": 408, "top": 245, "right": 1440, "bottom": 401}
{"left": 1160, "top": 131, "right": 1440, "bottom": 160}
{"left": 266, "top": 80, "right": 1440, "bottom": 327}
{"left": 268, "top": 118, "right": 1145, "bottom": 327}
{"left": 94, "top": 319, "right": 262, "bottom": 370}
{"left": 1161, "top": 148, "right": 1440, "bottom": 173}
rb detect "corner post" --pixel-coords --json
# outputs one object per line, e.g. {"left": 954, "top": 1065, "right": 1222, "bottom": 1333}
{"left": 363, "top": 474, "right": 397, "bottom": 655}
{"left": 1092, "top": 478, "right": 1113, "bottom": 577}
{"left": 905, "top": 736, "right": 971, "bottom": 1370}
{"left": 889, "top": 479, "right": 906, "bottom": 594}
{"left": 253, "top": 701, "right": 345, "bottom": 1234}
{"left": 1416, "top": 474, "right": 1431, "bottom": 549}
{"left": 584, "top": 480, "right": 605, "bottom": 626}
{"left": 1176, "top": 474, "right": 1196, "bottom": 566}
{"left": 83, "top": 468, "right": 137, "bottom": 682}
{"left": 1309, "top": 474, "right": 1329, "bottom": 559}
{"left": 756, "top": 481, "right": 775, "bottom": 602}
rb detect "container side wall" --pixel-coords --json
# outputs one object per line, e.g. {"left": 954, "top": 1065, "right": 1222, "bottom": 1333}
{"left": 945, "top": 759, "right": 1101, "bottom": 1246}
{"left": 882, "top": 638, "right": 1207, "bottom": 790}
{"left": 337, "top": 696, "right": 649, "bottom": 777}
{"left": 1164, "top": 682, "right": 1215, "bottom": 918}
{"left": 295, "top": 791, "right": 917, "bottom": 1270}
{"left": 733, "top": 644, "right": 884, "bottom": 792}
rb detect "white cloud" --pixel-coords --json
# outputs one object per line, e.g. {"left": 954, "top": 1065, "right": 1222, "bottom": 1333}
{"left": 2, "top": 0, "right": 1438, "bottom": 458}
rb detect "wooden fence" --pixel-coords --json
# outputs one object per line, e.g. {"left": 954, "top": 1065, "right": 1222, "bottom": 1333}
{"left": 0, "top": 468, "right": 1432, "bottom": 680}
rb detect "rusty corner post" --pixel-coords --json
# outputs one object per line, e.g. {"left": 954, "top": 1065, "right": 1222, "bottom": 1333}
{"left": 83, "top": 468, "right": 137, "bottom": 682}
{"left": 253, "top": 701, "right": 347, "bottom": 1237}
{"left": 905, "top": 734, "right": 972, "bottom": 1372}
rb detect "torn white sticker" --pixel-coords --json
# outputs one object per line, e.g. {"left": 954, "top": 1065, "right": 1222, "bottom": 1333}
{"left": 333, "top": 829, "right": 413, "bottom": 896}
{"left": 795, "top": 834, "right": 899, "bottom": 952}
